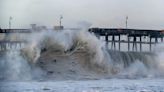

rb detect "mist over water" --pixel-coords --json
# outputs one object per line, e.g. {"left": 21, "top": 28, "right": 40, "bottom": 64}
{"left": 0, "top": 28, "right": 164, "bottom": 81}
{"left": 0, "top": 51, "right": 32, "bottom": 81}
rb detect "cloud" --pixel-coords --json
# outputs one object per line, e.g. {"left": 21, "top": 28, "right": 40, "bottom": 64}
{"left": 0, "top": 0, "right": 164, "bottom": 29}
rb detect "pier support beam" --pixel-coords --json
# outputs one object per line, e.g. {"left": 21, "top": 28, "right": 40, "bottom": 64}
{"left": 150, "top": 37, "right": 152, "bottom": 51}
{"left": 128, "top": 36, "right": 130, "bottom": 51}
{"left": 132, "top": 36, "right": 137, "bottom": 51}
{"left": 155, "top": 37, "right": 158, "bottom": 45}
{"left": 118, "top": 35, "right": 121, "bottom": 51}
{"left": 161, "top": 37, "right": 163, "bottom": 42}
{"left": 111, "top": 35, "right": 116, "bottom": 50}
{"left": 105, "top": 35, "right": 108, "bottom": 48}
{"left": 140, "top": 36, "right": 142, "bottom": 52}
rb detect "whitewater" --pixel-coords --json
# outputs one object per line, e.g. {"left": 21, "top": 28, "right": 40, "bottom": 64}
{"left": 0, "top": 28, "right": 164, "bottom": 92}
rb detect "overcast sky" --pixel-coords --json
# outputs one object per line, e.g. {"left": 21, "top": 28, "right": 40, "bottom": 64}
{"left": 0, "top": 0, "right": 164, "bottom": 29}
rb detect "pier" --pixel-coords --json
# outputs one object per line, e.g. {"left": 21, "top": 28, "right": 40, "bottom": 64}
{"left": 0, "top": 28, "right": 30, "bottom": 51}
{"left": 0, "top": 28, "right": 164, "bottom": 52}
{"left": 89, "top": 28, "right": 164, "bottom": 52}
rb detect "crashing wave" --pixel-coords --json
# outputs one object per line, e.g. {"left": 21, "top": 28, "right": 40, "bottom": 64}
{"left": 0, "top": 29, "right": 164, "bottom": 81}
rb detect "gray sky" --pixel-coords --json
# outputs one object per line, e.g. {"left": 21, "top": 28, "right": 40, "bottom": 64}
{"left": 0, "top": 0, "right": 164, "bottom": 29}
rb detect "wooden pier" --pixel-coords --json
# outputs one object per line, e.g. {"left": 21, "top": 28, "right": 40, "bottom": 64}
{"left": 0, "top": 28, "right": 164, "bottom": 52}
{"left": 89, "top": 28, "right": 164, "bottom": 52}
{"left": 0, "top": 28, "right": 30, "bottom": 51}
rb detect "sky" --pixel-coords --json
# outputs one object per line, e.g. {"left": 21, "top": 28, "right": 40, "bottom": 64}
{"left": 0, "top": 0, "right": 164, "bottom": 29}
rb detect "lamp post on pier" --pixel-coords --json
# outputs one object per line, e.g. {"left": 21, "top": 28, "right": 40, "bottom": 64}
{"left": 126, "top": 16, "right": 128, "bottom": 29}
{"left": 9, "top": 16, "right": 12, "bottom": 29}
{"left": 59, "top": 15, "right": 63, "bottom": 27}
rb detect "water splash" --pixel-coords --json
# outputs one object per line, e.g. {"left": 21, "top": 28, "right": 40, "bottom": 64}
{"left": 0, "top": 28, "right": 164, "bottom": 81}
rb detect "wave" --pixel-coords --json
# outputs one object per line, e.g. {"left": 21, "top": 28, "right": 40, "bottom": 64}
{"left": 0, "top": 29, "right": 164, "bottom": 81}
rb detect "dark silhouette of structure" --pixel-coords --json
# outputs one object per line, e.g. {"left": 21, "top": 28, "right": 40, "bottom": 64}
{"left": 89, "top": 28, "right": 164, "bottom": 52}
{"left": 0, "top": 28, "right": 163, "bottom": 52}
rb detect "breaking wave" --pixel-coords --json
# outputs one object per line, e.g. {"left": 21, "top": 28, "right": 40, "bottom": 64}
{"left": 0, "top": 29, "right": 164, "bottom": 81}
